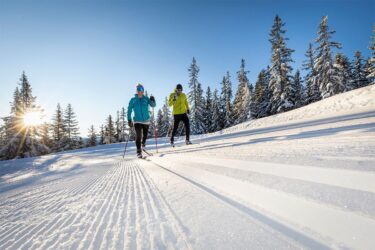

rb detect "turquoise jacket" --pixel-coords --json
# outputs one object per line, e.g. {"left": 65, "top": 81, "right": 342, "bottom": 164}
{"left": 127, "top": 95, "right": 156, "bottom": 123}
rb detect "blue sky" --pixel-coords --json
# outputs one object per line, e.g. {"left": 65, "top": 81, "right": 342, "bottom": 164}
{"left": 0, "top": 0, "right": 373, "bottom": 135}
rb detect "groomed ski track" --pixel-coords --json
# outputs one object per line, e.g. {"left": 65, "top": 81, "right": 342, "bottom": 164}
{"left": 0, "top": 85, "right": 375, "bottom": 249}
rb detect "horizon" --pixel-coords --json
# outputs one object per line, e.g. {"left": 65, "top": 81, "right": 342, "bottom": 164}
{"left": 0, "top": 0, "right": 373, "bottom": 135}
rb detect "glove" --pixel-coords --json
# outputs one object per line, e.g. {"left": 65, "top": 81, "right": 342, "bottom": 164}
{"left": 187, "top": 109, "right": 190, "bottom": 115}
{"left": 173, "top": 94, "right": 177, "bottom": 102}
{"left": 150, "top": 95, "right": 155, "bottom": 103}
{"left": 128, "top": 121, "right": 133, "bottom": 128}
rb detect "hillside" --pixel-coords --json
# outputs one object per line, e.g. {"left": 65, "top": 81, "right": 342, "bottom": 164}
{"left": 1, "top": 85, "right": 374, "bottom": 249}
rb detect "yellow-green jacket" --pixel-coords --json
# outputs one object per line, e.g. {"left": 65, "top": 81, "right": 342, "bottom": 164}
{"left": 168, "top": 90, "right": 189, "bottom": 115}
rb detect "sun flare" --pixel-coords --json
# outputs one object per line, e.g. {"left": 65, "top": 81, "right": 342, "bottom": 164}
{"left": 23, "top": 111, "right": 44, "bottom": 127}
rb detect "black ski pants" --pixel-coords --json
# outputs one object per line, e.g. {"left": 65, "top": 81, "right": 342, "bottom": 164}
{"left": 171, "top": 113, "right": 190, "bottom": 142}
{"left": 134, "top": 123, "right": 149, "bottom": 153}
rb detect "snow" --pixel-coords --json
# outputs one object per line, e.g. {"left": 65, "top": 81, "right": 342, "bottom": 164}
{"left": 1, "top": 85, "right": 375, "bottom": 249}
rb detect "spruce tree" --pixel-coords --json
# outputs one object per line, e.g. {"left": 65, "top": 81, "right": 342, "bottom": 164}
{"left": 313, "top": 15, "right": 342, "bottom": 98}
{"left": 303, "top": 43, "right": 320, "bottom": 104}
{"left": 188, "top": 57, "right": 205, "bottom": 134}
{"left": 0, "top": 88, "right": 23, "bottom": 159}
{"left": 115, "top": 110, "right": 121, "bottom": 142}
{"left": 367, "top": 25, "right": 375, "bottom": 83}
{"left": 119, "top": 107, "right": 127, "bottom": 142}
{"left": 100, "top": 125, "right": 105, "bottom": 145}
{"left": 161, "top": 97, "right": 172, "bottom": 137}
{"left": 268, "top": 15, "right": 295, "bottom": 114}
{"left": 40, "top": 122, "right": 52, "bottom": 148}
{"left": 211, "top": 89, "right": 222, "bottom": 132}
{"left": 233, "top": 59, "right": 251, "bottom": 124}
{"left": 254, "top": 70, "right": 269, "bottom": 118}
{"left": 334, "top": 53, "right": 353, "bottom": 93}
{"left": 64, "top": 103, "right": 80, "bottom": 149}
{"left": 87, "top": 125, "right": 97, "bottom": 147}
{"left": 203, "top": 86, "right": 213, "bottom": 133}
{"left": 52, "top": 103, "right": 65, "bottom": 148}
{"left": 156, "top": 109, "right": 165, "bottom": 137}
{"left": 352, "top": 51, "right": 370, "bottom": 89}
{"left": 291, "top": 70, "right": 303, "bottom": 108}
{"left": 220, "top": 71, "right": 233, "bottom": 128}
{"left": 0, "top": 73, "right": 49, "bottom": 158}
{"left": 106, "top": 115, "right": 116, "bottom": 143}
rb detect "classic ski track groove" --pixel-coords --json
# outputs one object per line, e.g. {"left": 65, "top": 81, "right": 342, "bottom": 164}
{"left": 147, "top": 155, "right": 375, "bottom": 249}
{"left": 0, "top": 159, "right": 192, "bottom": 249}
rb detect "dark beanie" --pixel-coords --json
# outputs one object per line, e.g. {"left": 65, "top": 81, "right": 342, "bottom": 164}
{"left": 176, "top": 84, "right": 183, "bottom": 90}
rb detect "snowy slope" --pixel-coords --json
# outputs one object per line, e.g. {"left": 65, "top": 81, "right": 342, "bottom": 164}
{"left": 1, "top": 85, "right": 375, "bottom": 249}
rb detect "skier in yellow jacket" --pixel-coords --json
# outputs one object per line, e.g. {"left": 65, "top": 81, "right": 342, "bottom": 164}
{"left": 168, "top": 84, "right": 192, "bottom": 146}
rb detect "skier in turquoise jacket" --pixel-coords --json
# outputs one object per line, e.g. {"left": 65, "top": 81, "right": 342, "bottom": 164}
{"left": 127, "top": 84, "right": 156, "bottom": 158}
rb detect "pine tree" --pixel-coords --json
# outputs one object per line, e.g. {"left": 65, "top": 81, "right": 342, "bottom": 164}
{"left": 254, "top": 70, "right": 269, "bottom": 118}
{"left": 314, "top": 15, "right": 342, "bottom": 98}
{"left": 119, "top": 107, "right": 127, "bottom": 142}
{"left": 99, "top": 125, "right": 105, "bottom": 145}
{"left": 333, "top": 53, "right": 353, "bottom": 93}
{"left": 105, "top": 115, "right": 116, "bottom": 144}
{"left": 115, "top": 110, "right": 121, "bottom": 142}
{"left": 64, "top": 103, "right": 80, "bottom": 149}
{"left": 158, "top": 97, "right": 171, "bottom": 137}
{"left": 187, "top": 57, "right": 205, "bottom": 134}
{"left": 0, "top": 88, "right": 23, "bottom": 159}
{"left": 87, "top": 125, "right": 97, "bottom": 147}
{"left": 291, "top": 70, "right": 303, "bottom": 108}
{"left": 220, "top": 71, "right": 233, "bottom": 128}
{"left": 156, "top": 109, "right": 165, "bottom": 137}
{"left": 40, "top": 122, "right": 52, "bottom": 148}
{"left": 0, "top": 72, "right": 49, "bottom": 159}
{"left": 303, "top": 43, "right": 320, "bottom": 104}
{"left": 367, "top": 25, "right": 375, "bottom": 83}
{"left": 233, "top": 59, "right": 252, "bottom": 124}
{"left": 52, "top": 103, "right": 65, "bottom": 148}
{"left": 203, "top": 86, "right": 213, "bottom": 133}
{"left": 364, "top": 58, "right": 374, "bottom": 85}
{"left": 211, "top": 89, "right": 222, "bottom": 132}
{"left": 352, "top": 51, "right": 370, "bottom": 89}
{"left": 268, "top": 15, "right": 295, "bottom": 114}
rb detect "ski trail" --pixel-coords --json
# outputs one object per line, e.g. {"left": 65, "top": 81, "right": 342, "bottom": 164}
{"left": 135, "top": 162, "right": 192, "bottom": 250}
{"left": 164, "top": 154, "right": 375, "bottom": 193}
{"left": 3, "top": 168, "right": 113, "bottom": 250}
{"left": 149, "top": 157, "right": 375, "bottom": 249}
{"left": 76, "top": 163, "right": 122, "bottom": 250}
{"left": 123, "top": 161, "right": 136, "bottom": 250}
{"left": 86, "top": 161, "right": 126, "bottom": 249}
{"left": 101, "top": 161, "right": 129, "bottom": 250}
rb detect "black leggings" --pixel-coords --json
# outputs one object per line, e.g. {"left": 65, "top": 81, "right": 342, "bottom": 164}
{"left": 171, "top": 113, "right": 190, "bottom": 142}
{"left": 134, "top": 123, "right": 149, "bottom": 153}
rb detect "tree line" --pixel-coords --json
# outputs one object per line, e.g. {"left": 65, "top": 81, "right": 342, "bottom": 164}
{"left": 157, "top": 15, "right": 374, "bottom": 136}
{"left": 1, "top": 15, "right": 374, "bottom": 160}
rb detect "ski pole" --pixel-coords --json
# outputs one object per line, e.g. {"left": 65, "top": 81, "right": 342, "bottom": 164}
{"left": 122, "top": 128, "right": 131, "bottom": 159}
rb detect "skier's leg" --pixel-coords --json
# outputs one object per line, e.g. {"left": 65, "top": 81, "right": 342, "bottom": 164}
{"left": 142, "top": 124, "right": 149, "bottom": 147}
{"left": 134, "top": 123, "right": 142, "bottom": 154}
{"left": 171, "top": 115, "right": 181, "bottom": 143}
{"left": 183, "top": 113, "right": 190, "bottom": 141}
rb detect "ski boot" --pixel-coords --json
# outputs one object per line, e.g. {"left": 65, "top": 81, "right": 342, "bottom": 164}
{"left": 137, "top": 151, "right": 143, "bottom": 159}
{"left": 186, "top": 140, "right": 192, "bottom": 145}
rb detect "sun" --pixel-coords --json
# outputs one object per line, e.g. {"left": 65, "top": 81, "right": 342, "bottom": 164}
{"left": 23, "top": 111, "right": 44, "bottom": 127}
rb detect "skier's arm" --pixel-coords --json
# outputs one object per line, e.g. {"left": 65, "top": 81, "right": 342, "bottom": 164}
{"left": 168, "top": 93, "right": 175, "bottom": 107}
{"left": 127, "top": 99, "right": 133, "bottom": 121}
